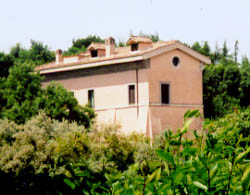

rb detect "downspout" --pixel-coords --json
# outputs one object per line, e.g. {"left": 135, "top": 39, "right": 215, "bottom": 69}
{"left": 136, "top": 68, "right": 139, "bottom": 118}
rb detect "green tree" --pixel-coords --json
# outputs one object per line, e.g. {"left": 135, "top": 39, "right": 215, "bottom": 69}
{"left": 9, "top": 41, "right": 54, "bottom": 66}
{"left": 2, "top": 64, "right": 43, "bottom": 124}
{"left": 73, "top": 35, "right": 104, "bottom": 49}
{"left": 222, "top": 41, "right": 229, "bottom": 58}
{"left": 201, "top": 41, "right": 211, "bottom": 57}
{"left": 64, "top": 35, "right": 105, "bottom": 56}
{"left": 192, "top": 41, "right": 211, "bottom": 57}
{"left": 138, "top": 32, "right": 160, "bottom": 42}
{"left": 28, "top": 40, "right": 55, "bottom": 65}
{"left": 203, "top": 64, "right": 241, "bottom": 118}
{"left": 118, "top": 41, "right": 126, "bottom": 47}
{"left": 42, "top": 83, "right": 95, "bottom": 127}
{"left": 1, "top": 64, "right": 94, "bottom": 126}
{"left": 9, "top": 43, "right": 25, "bottom": 59}
{"left": 210, "top": 42, "right": 222, "bottom": 64}
{"left": 0, "top": 52, "right": 14, "bottom": 78}
{"left": 241, "top": 55, "right": 250, "bottom": 69}
{"left": 239, "top": 65, "right": 250, "bottom": 107}
{"left": 0, "top": 78, "right": 6, "bottom": 117}
{"left": 234, "top": 40, "right": 239, "bottom": 63}
{"left": 192, "top": 42, "right": 202, "bottom": 54}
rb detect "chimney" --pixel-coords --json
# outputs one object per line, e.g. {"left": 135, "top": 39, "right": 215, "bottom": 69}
{"left": 56, "top": 49, "right": 63, "bottom": 64}
{"left": 105, "top": 37, "right": 115, "bottom": 57}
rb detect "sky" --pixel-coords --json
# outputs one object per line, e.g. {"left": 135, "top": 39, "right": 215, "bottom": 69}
{"left": 1, "top": 0, "right": 250, "bottom": 59}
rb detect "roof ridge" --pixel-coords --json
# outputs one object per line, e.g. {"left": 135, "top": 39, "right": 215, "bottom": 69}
{"left": 36, "top": 40, "right": 210, "bottom": 73}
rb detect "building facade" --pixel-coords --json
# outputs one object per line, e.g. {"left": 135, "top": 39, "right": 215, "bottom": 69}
{"left": 37, "top": 36, "right": 210, "bottom": 138}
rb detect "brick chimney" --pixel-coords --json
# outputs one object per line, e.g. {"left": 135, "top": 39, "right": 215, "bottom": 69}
{"left": 105, "top": 37, "right": 115, "bottom": 57}
{"left": 56, "top": 49, "right": 63, "bottom": 64}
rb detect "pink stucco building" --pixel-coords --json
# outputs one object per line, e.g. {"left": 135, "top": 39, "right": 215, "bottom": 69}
{"left": 37, "top": 36, "right": 210, "bottom": 138}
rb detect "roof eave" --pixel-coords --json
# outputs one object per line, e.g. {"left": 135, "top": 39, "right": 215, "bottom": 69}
{"left": 39, "top": 55, "right": 144, "bottom": 74}
{"left": 39, "top": 41, "right": 211, "bottom": 75}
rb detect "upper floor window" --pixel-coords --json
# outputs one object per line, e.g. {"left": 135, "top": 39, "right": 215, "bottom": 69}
{"left": 88, "top": 89, "right": 94, "bottom": 108}
{"left": 91, "top": 50, "right": 98, "bottom": 58}
{"left": 172, "top": 56, "right": 180, "bottom": 67}
{"left": 131, "top": 43, "right": 138, "bottom": 52}
{"left": 128, "top": 85, "right": 135, "bottom": 104}
{"left": 161, "top": 83, "right": 170, "bottom": 104}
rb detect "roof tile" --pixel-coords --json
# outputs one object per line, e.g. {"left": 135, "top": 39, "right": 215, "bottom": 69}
{"left": 36, "top": 40, "right": 177, "bottom": 71}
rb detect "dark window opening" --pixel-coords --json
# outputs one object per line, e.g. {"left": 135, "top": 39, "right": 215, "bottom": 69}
{"left": 88, "top": 89, "right": 94, "bottom": 108}
{"left": 131, "top": 43, "right": 138, "bottom": 51}
{"left": 128, "top": 85, "right": 135, "bottom": 104}
{"left": 172, "top": 56, "right": 180, "bottom": 67}
{"left": 161, "top": 84, "right": 170, "bottom": 104}
{"left": 91, "top": 50, "right": 98, "bottom": 57}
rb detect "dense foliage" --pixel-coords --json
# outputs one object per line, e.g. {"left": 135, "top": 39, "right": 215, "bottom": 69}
{"left": 191, "top": 41, "right": 250, "bottom": 118}
{"left": 0, "top": 64, "right": 95, "bottom": 126}
{"left": 0, "top": 109, "right": 249, "bottom": 194}
{"left": 10, "top": 41, "right": 55, "bottom": 66}
{"left": 0, "top": 52, "right": 14, "bottom": 78}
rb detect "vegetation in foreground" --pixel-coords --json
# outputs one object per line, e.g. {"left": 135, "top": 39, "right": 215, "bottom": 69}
{"left": 0, "top": 109, "right": 249, "bottom": 194}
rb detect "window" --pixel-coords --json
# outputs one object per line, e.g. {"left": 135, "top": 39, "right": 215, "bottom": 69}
{"left": 131, "top": 43, "right": 138, "bottom": 51}
{"left": 88, "top": 89, "right": 94, "bottom": 108}
{"left": 172, "top": 56, "right": 180, "bottom": 67}
{"left": 161, "top": 83, "right": 170, "bottom": 104}
{"left": 91, "top": 50, "right": 98, "bottom": 57}
{"left": 128, "top": 85, "right": 135, "bottom": 104}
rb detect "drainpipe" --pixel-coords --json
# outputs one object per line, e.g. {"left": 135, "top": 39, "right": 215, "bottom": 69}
{"left": 136, "top": 68, "right": 139, "bottom": 118}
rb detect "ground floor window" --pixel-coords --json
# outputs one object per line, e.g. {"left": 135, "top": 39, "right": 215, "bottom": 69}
{"left": 128, "top": 85, "right": 135, "bottom": 104}
{"left": 161, "top": 83, "right": 170, "bottom": 104}
{"left": 88, "top": 89, "right": 94, "bottom": 108}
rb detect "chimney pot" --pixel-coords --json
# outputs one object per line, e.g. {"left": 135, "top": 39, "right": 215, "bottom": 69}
{"left": 56, "top": 49, "right": 63, "bottom": 64}
{"left": 105, "top": 37, "right": 115, "bottom": 57}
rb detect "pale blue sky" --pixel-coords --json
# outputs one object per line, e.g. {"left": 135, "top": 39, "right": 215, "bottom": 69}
{"left": 1, "top": 0, "right": 250, "bottom": 58}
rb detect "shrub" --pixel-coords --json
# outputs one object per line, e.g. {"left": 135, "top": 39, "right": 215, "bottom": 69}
{"left": 0, "top": 109, "right": 249, "bottom": 194}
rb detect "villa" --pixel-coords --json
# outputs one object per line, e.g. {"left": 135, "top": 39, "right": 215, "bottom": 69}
{"left": 37, "top": 36, "right": 211, "bottom": 137}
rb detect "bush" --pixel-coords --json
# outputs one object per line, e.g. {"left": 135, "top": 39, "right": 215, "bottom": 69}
{"left": 0, "top": 109, "right": 249, "bottom": 194}
{"left": 0, "top": 114, "right": 143, "bottom": 194}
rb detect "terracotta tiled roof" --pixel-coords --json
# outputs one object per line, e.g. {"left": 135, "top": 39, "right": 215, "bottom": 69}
{"left": 127, "top": 36, "right": 153, "bottom": 45}
{"left": 36, "top": 41, "right": 177, "bottom": 72}
{"left": 87, "top": 42, "right": 105, "bottom": 50}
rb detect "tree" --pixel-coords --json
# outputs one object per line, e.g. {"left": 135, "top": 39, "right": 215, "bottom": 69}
{"left": 138, "top": 32, "right": 160, "bottom": 42}
{"left": 0, "top": 78, "right": 6, "bottom": 117}
{"left": 222, "top": 41, "right": 229, "bottom": 58}
{"left": 9, "top": 43, "right": 25, "bottom": 59}
{"left": 239, "top": 65, "right": 250, "bottom": 107}
{"left": 1, "top": 64, "right": 94, "bottom": 126}
{"left": 9, "top": 41, "right": 54, "bottom": 66}
{"left": 2, "top": 64, "right": 43, "bottom": 124}
{"left": 234, "top": 40, "right": 239, "bottom": 63}
{"left": 42, "top": 83, "right": 95, "bottom": 127}
{"left": 118, "top": 41, "right": 126, "bottom": 47}
{"left": 192, "top": 41, "right": 211, "bottom": 58}
{"left": 201, "top": 41, "right": 211, "bottom": 57}
{"left": 64, "top": 35, "right": 105, "bottom": 56}
{"left": 73, "top": 35, "right": 104, "bottom": 49}
{"left": 0, "top": 52, "right": 14, "bottom": 78}
{"left": 203, "top": 64, "right": 241, "bottom": 118}
{"left": 241, "top": 55, "right": 250, "bottom": 69}
{"left": 192, "top": 42, "right": 202, "bottom": 54}
{"left": 210, "top": 42, "right": 222, "bottom": 64}
{"left": 28, "top": 40, "right": 55, "bottom": 65}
